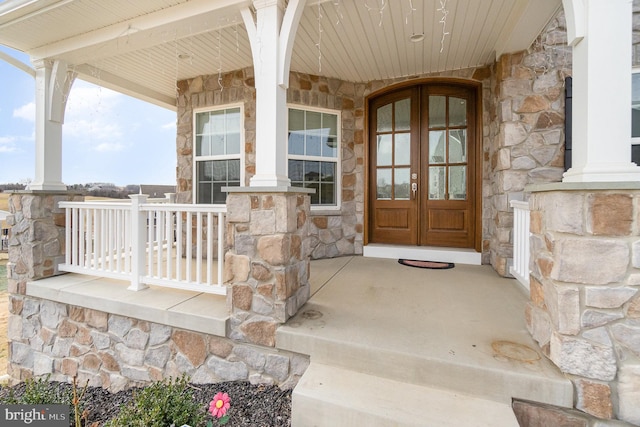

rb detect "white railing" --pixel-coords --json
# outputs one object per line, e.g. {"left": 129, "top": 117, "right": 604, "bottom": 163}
{"left": 59, "top": 195, "right": 227, "bottom": 295}
{"left": 510, "top": 200, "right": 530, "bottom": 291}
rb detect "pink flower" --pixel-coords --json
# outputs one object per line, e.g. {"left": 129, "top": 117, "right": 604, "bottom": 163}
{"left": 209, "top": 392, "right": 231, "bottom": 419}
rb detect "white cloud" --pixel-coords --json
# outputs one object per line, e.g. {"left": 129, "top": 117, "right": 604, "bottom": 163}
{"left": 13, "top": 102, "right": 35, "bottom": 121}
{"left": 161, "top": 121, "right": 176, "bottom": 130}
{"left": 0, "top": 145, "right": 16, "bottom": 153}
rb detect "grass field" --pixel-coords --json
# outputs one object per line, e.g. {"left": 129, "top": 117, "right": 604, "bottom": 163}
{"left": 0, "top": 193, "right": 9, "bottom": 212}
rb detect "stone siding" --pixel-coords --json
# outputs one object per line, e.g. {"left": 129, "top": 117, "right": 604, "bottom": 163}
{"left": 7, "top": 295, "right": 309, "bottom": 392}
{"left": 6, "top": 192, "right": 83, "bottom": 294}
{"left": 527, "top": 189, "right": 640, "bottom": 425}
{"left": 487, "top": 11, "right": 571, "bottom": 275}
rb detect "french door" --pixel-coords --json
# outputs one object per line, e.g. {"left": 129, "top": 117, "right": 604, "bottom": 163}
{"left": 368, "top": 83, "right": 478, "bottom": 248}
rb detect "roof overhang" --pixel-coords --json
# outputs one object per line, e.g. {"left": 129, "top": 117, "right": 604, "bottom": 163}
{"left": 0, "top": 0, "right": 563, "bottom": 110}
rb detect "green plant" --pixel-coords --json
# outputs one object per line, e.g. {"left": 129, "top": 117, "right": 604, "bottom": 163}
{"left": 105, "top": 375, "right": 207, "bottom": 427}
{"left": 3, "top": 374, "right": 72, "bottom": 405}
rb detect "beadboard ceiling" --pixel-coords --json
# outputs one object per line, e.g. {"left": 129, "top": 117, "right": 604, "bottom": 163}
{"left": 0, "top": 0, "right": 562, "bottom": 109}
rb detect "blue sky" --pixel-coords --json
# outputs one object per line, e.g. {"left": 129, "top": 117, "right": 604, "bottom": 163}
{"left": 0, "top": 46, "right": 177, "bottom": 186}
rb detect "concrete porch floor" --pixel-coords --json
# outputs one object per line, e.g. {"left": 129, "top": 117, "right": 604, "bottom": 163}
{"left": 279, "top": 256, "right": 573, "bottom": 426}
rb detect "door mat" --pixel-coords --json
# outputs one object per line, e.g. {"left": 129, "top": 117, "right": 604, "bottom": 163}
{"left": 398, "top": 259, "right": 455, "bottom": 269}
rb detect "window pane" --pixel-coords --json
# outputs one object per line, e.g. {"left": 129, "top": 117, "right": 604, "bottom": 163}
{"left": 226, "top": 108, "right": 241, "bottom": 132}
{"left": 210, "top": 184, "right": 226, "bottom": 204}
{"left": 196, "top": 112, "right": 210, "bottom": 135}
{"left": 320, "top": 183, "right": 335, "bottom": 205}
{"left": 306, "top": 129, "right": 322, "bottom": 156}
{"left": 211, "top": 134, "right": 225, "bottom": 156}
{"left": 304, "top": 161, "right": 320, "bottom": 182}
{"left": 449, "top": 129, "right": 467, "bottom": 163}
{"left": 323, "top": 135, "right": 338, "bottom": 158}
{"left": 198, "top": 183, "right": 212, "bottom": 204}
{"left": 227, "top": 132, "right": 240, "bottom": 155}
{"left": 377, "top": 169, "right": 392, "bottom": 199}
{"left": 288, "top": 132, "right": 304, "bottom": 155}
{"left": 429, "top": 96, "right": 446, "bottom": 128}
{"left": 429, "top": 131, "right": 446, "bottom": 164}
{"left": 395, "top": 98, "right": 411, "bottom": 131}
{"left": 308, "top": 182, "right": 320, "bottom": 204}
{"left": 377, "top": 135, "right": 392, "bottom": 166}
{"left": 377, "top": 104, "right": 392, "bottom": 132}
{"left": 289, "top": 159, "right": 304, "bottom": 181}
{"left": 289, "top": 109, "right": 304, "bottom": 131}
{"left": 324, "top": 113, "right": 338, "bottom": 136}
{"left": 228, "top": 159, "right": 241, "bottom": 181}
{"left": 429, "top": 166, "right": 446, "bottom": 200}
{"left": 633, "top": 73, "right": 640, "bottom": 138}
{"left": 196, "top": 135, "right": 208, "bottom": 156}
{"left": 210, "top": 110, "right": 225, "bottom": 133}
{"left": 449, "top": 166, "right": 466, "bottom": 200}
{"left": 395, "top": 133, "right": 411, "bottom": 166}
{"left": 449, "top": 97, "right": 467, "bottom": 126}
{"left": 321, "top": 162, "right": 335, "bottom": 182}
{"left": 394, "top": 168, "right": 410, "bottom": 200}
{"left": 211, "top": 160, "right": 227, "bottom": 181}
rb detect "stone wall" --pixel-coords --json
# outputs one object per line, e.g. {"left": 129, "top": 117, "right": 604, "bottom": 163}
{"left": 225, "top": 191, "right": 311, "bottom": 347}
{"left": 6, "top": 192, "right": 83, "bottom": 293}
{"left": 7, "top": 295, "right": 309, "bottom": 392}
{"left": 526, "top": 187, "right": 640, "bottom": 425}
{"left": 487, "top": 11, "right": 571, "bottom": 275}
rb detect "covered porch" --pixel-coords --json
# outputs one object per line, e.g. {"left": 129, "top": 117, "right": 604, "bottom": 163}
{"left": 24, "top": 256, "right": 572, "bottom": 425}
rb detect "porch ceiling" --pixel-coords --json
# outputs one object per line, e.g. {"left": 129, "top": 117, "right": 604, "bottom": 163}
{"left": 0, "top": 0, "right": 562, "bottom": 110}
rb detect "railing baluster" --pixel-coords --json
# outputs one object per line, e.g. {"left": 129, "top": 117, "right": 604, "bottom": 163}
{"left": 65, "top": 207, "right": 72, "bottom": 265}
{"left": 207, "top": 212, "right": 213, "bottom": 285}
{"left": 166, "top": 211, "right": 173, "bottom": 281}
{"left": 186, "top": 212, "right": 192, "bottom": 283}
{"left": 176, "top": 211, "right": 183, "bottom": 282}
{"left": 510, "top": 200, "right": 530, "bottom": 290}
{"left": 218, "top": 212, "right": 224, "bottom": 286}
{"left": 196, "top": 212, "right": 203, "bottom": 284}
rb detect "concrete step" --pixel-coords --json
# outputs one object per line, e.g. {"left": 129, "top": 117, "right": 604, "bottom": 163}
{"left": 278, "top": 320, "right": 573, "bottom": 408}
{"left": 292, "top": 362, "right": 519, "bottom": 427}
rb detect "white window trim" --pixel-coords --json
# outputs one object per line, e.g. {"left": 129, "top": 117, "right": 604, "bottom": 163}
{"left": 287, "top": 104, "right": 342, "bottom": 211}
{"left": 192, "top": 103, "right": 245, "bottom": 205}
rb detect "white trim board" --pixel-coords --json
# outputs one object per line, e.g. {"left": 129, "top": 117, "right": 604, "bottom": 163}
{"left": 363, "top": 244, "right": 482, "bottom": 266}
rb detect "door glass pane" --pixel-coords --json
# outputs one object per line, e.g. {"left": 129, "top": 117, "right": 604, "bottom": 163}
{"left": 395, "top": 98, "right": 411, "bottom": 131}
{"left": 429, "top": 131, "right": 446, "bottom": 164}
{"left": 449, "top": 166, "right": 467, "bottom": 200}
{"left": 395, "top": 133, "right": 411, "bottom": 166}
{"left": 449, "top": 97, "right": 467, "bottom": 126}
{"left": 394, "top": 168, "right": 410, "bottom": 200}
{"left": 449, "top": 129, "right": 467, "bottom": 163}
{"left": 377, "top": 135, "right": 392, "bottom": 166}
{"left": 377, "top": 104, "right": 392, "bottom": 132}
{"left": 429, "top": 166, "right": 446, "bottom": 200}
{"left": 429, "top": 96, "right": 446, "bottom": 128}
{"left": 377, "top": 169, "right": 392, "bottom": 199}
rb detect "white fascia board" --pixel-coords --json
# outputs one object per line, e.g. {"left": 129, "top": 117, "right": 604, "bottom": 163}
{"left": 494, "top": 0, "right": 562, "bottom": 58}
{"left": 28, "top": 0, "right": 251, "bottom": 63}
{"left": 74, "top": 64, "right": 176, "bottom": 111}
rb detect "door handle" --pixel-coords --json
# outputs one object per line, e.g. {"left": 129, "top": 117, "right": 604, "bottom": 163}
{"left": 411, "top": 182, "right": 417, "bottom": 199}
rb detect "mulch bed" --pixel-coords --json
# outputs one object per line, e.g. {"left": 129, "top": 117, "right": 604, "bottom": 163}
{"left": 0, "top": 380, "right": 292, "bottom": 427}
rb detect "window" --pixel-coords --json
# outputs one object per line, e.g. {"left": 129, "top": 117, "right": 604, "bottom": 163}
{"left": 287, "top": 107, "right": 340, "bottom": 208}
{"left": 193, "top": 105, "right": 243, "bottom": 204}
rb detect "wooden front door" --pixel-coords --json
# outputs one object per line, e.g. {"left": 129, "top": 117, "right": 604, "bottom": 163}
{"left": 368, "top": 83, "right": 478, "bottom": 248}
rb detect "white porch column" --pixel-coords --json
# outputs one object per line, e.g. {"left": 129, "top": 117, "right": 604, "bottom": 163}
{"left": 242, "top": 0, "right": 306, "bottom": 188}
{"left": 29, "top": 59, "right": 75, "bottom": 191}
{"left": 562, "top": 0, "right": 640, "bottom": 182}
